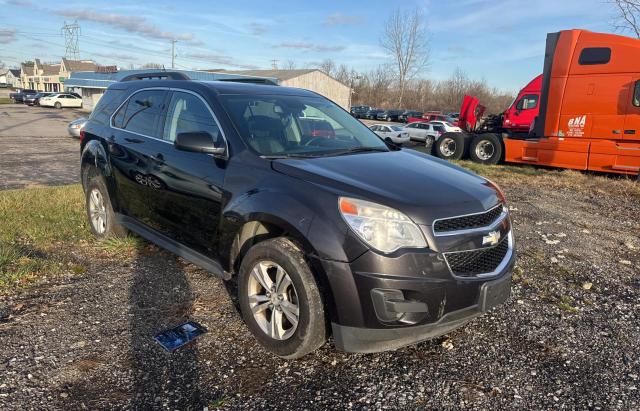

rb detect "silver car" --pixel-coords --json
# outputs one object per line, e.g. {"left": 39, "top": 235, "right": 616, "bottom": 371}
{"left": 368, "top": 124, "right": 410, "bottom": 145}
{"left": 67, "top": 117, "right": 87, "bottom": 138}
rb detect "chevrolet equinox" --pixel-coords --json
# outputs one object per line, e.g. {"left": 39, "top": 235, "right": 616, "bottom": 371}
{"left": 80, "top": 72, "right": 514, "bottom": 359}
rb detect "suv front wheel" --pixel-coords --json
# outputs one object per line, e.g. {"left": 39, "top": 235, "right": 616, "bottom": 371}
{"left": 238, "top": 237, "right": 327, "bottom": 359}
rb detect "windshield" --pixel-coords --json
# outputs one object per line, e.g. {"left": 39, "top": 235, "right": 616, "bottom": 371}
{"left": 390, "top": 125, "right": 404, "bottom": 131}
{"left": 219, "top": 94, "right": 389, "bottom": 157}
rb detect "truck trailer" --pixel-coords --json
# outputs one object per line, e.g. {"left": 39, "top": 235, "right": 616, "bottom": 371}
{"left": 435, "top": 29, "right": 640, "bottom": 176}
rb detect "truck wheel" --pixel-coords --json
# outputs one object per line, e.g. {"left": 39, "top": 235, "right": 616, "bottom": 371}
{"left": 424, "top": 136, "right": 435, "bottom": 155}
{"left": 469, "top": 134, "right": 503, "bottom": 165}
{"left": 435, "top": 132, "right": 468, "bottom": 160}
{"left": 238, "top": 237, "right": 327, "bottom": 359}
{"left": 85, "top": 174, "right": 127, "bottom": 239}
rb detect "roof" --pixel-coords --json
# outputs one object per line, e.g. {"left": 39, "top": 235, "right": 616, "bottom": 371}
{"left": 9, "top": 69, "right": 20, "bottom": 77}
{"left": 41, "top": 64, "right": 61, "bottom": 76}
{"left": 63, "top": 69, "right": 280, "bottom": 89}
{"left": 62, "top": 58, "right": 98, "bottom": 72}
{"left": 210, "top": 69, "right": 319, "bottom": 81}
{"left": 21, "top": 63, "right": 34, "bottom": 76}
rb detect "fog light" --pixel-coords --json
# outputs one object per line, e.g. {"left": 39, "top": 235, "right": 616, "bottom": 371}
{"left": 371, "top": 289, "right": 429, "bottom": 324}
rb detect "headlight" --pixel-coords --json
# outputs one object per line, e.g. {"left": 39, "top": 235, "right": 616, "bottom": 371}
{"left": 339, "top": 197, "right": 427, "bottom": 253}
{"left": 484, "top": 179, "right": 506, "bottom": 203}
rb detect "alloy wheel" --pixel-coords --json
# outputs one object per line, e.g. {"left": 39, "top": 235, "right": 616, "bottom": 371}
{"left": 475, "top": 140, "right": 495, "bottom": 161}
{"left": 440, "top": 137, "right": 457, "bottom": 157}
{"left": 88, "top": 188, "right": 107, "bottom": 234}
{"left": 247, "top": 261, "right": 300, "bottom": 340}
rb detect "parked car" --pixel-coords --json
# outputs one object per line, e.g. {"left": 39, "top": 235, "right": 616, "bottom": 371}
{"left": 403, "top": 122, "right": 443, "bottom": 143}
{"left": 80, "top": 72, "right": 514, "bottom": 359}
{"left": 447, "top": 112, "right": 460, "bottom": 119}
{"left": 377, "top": 109, "right": 404, "bottom": 122}
{"left": 421, "top": 112, "right": 450, "bottom": 122}
{"left": 24, "top": 92, "right": 55, "bottom": 106}
{"left": 10, "top": 89, "right": 37, "bottom": 103}
{"left": 429, "top": 120, "right": 463, "bottom": 133}
{"left": 363, "top": 108, "right": 383, "bottom": 120}
{"left": 368, "top": 124, "right": 410, "bottom": 145}
{"left": 0, "top": 83, "right": 9, "bottom": 88}
{"left": 398, "top": 110, "right": 423, "bottom": 123}
{"left": 67, "top": 117, "right": 87, "bottom": 138}
{"left": 350, "top": 105, "right": 371, "bottom": 118}
{"left": 39, "top": 93, "right": 83, "bottom": 109}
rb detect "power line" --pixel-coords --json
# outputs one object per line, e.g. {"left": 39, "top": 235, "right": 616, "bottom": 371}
{"left": 171, "top": 39, "right": 177, "bottom": 69}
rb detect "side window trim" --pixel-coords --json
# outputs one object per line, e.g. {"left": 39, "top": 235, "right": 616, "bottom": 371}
{"left": 108, "top": 87, "right": 228, "bottom": 156}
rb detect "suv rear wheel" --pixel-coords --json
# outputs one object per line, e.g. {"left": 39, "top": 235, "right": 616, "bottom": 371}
{"left": 85, "top": 175, "right": 127, "bottom": 238}
{"left": 238, "top": 237, "right": 327, "bottom": 359}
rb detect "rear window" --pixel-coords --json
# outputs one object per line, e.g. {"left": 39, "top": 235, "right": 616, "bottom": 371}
{"left": 579, "top": 47, "right": 611, "bottom": 65}
{"left": 90, "top": 89, "right": 125, "bottom": 126}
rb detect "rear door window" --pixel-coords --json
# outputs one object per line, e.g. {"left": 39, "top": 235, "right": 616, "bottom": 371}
{"left": 119, "top": 89, "right": 167, "bottom": 138}
{"left": 162, "top": 91, "right": 222, "bottom": 144}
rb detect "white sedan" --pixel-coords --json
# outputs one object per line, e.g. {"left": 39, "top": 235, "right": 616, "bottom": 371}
{"left": 428, "top": 120, "right": 462, "bottom": 133}
{"left": 39, "top": 93, "right": 83, "bottom": 109}
{"left": 368, "top": 124, "right": 410, "bottom": 145}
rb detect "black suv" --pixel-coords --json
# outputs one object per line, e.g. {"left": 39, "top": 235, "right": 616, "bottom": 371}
{"left": 80, "top": 72, "right": 514, "bottom": 358}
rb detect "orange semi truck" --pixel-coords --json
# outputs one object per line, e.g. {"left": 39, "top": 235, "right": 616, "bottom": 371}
{"left": 436, "top": 29, "right": 640, "bottom": 176}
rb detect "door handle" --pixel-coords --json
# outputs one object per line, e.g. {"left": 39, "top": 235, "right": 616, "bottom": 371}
{"left": 125, "top": 137, "right": 144, "bottom": 143}
{"left": 612, "top": 130, "right": 621, "bottom": 134}
{"left": 624, "top": 130, "right": 636, "bottom": 135}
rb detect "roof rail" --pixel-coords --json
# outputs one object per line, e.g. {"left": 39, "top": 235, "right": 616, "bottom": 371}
{"left": 120, "top": 71, "right": 191, "bottom": 82}
{"left": 217, "top": 77, "right": 279, "bottom": 86}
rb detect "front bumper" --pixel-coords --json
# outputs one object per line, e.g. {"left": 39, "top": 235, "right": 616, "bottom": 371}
{"left": 331, "top": 273, "right": 511, "bottom": 353}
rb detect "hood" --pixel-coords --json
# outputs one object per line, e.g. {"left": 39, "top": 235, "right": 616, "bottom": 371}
{"left": 272, "top": 149, "right": 501, "bottom": 225}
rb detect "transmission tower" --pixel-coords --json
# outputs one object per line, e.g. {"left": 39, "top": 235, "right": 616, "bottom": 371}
{"left": 61, "top": 21, "right": 81, "bottom": 60}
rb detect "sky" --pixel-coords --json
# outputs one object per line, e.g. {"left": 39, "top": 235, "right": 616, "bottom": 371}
{"left": 0, "top": 0, "right": 628, "bottom": 91}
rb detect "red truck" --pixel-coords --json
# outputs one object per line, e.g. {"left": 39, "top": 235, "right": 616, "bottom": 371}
{"left": 434, "top": 29, "right": 640, "bottom": 176}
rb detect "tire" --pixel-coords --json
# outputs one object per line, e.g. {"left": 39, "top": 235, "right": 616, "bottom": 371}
{"left": 469, "top": 133, "right": 503, "bottom": 165}
{"left": 435, "top": 132, "right": 468, "bottom": 160}
{"left": 54, "top": 102, "right": 61, "bottom": 109}
{"left": 424, "top": 135, "right": 435, "bottom": 155}
{"left": 85, "top": 174, "right": 127, "bottom": 239}
{"left": 238, "top": 237, "right": 327, "bottom": 359}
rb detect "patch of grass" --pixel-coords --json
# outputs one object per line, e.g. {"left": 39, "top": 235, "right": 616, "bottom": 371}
{"left": 557, "top": 295, "right": 578, "bottom": 313}
{"left": 98, "top": 235, "right": 143, "bottom": 258}
{"left": 0, "top": 97, "right": 13, "bottom": 104}
{"left": 0, "top": 184, "right": 90, "bottom": 290}
{"left": 208, "top": 396, "right": 226, "bottom": 408}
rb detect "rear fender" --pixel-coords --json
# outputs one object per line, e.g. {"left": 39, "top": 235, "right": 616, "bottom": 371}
{"left": 80, "top": 140, "right": 119, "bottom": 207}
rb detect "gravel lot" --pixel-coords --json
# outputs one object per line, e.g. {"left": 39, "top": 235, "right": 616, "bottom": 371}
{"left": 0, "top": 108, "right": 639, "bottom": 410}
{"left": 0, "top": 104, "right": 84, "bottom": 189}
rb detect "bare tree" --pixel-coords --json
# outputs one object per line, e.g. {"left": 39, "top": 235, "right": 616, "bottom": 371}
{"left": 284, "top": 60, "right": 296, "bottom": 70}
{"left": 380, "top": 7, "right": 430, "bottom": 107}
{"left": 141, "top": 62, "right": 164, "bottom": 69}
{"left": 611, "top": 0, "right": 640, "bottom": 38}
{"left": 318, "top": 58, "right": 336, "bottom": 76}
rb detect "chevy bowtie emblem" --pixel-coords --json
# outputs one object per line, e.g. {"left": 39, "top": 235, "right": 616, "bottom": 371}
{"left": 482, "top": 230, "right": 501, "bottom": 246}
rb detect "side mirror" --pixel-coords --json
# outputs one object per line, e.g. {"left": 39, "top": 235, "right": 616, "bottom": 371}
{"left": 175, "top": 132, "right": 225, "bottom": 156}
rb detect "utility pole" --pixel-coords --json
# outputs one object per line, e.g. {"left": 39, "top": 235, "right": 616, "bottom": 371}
{"left": 171, "top": 39, "right": 177, "bottom": 69}
{"left": 271, "top": 59, "right": 278, "bottom": 70}
{"left": 61, "top": 21, "right": 81, "bottom": 60}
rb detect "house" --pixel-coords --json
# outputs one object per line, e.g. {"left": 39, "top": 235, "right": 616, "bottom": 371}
{"left": 0, "top": 69, "right": 20, "bottom": 87}
{"left": 20, "top": 62, "right": 35, "bottom": 89}
{"left": 211, "top": 69, "right": 352, "bottom": 109}
{"left": 33, "top": 59, "right": 62, "bottom": 92}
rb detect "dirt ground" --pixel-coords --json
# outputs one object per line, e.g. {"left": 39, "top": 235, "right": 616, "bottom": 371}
{"left": 0, "top": 109, "right": 639, "bottom": 410}
{"left": 0, "top": 104, "right": 84, "bottom": 189}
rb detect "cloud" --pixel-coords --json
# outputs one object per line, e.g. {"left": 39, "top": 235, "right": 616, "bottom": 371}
{"left": 278, "top": 42, "right": 346, "bottom": 52}
{"left": 182, "top": 52, "right": 259, "bottom": 69}
{"left": 324, "top": 12, "right": 363, "bottom": 26}
{"left": 57, "top": 9, "right": 199, "bottom": 44}
{"left": 0, "top": 28, "right": 17, "bottom": 44}
{"left": 90, "top": 51, "right": 136, "bottom": 61}
{"left": 249, "top": 22, "right": 266, "bottom": 36}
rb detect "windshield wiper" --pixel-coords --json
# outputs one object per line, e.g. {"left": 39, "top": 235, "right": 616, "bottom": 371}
{"left": 261, "top": 153, "right": 320, "bottom": 159}
{"left": 325, "top": 147, "right": 389, "bottom": 156}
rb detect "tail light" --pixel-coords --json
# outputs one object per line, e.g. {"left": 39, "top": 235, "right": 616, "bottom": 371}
{"left": 79, "top": 129, "right": 86, "bottom": 143}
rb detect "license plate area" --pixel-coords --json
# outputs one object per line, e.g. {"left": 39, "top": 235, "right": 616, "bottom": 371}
{"left": 479, "top": 275, "right": 511, "bottom": 312}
